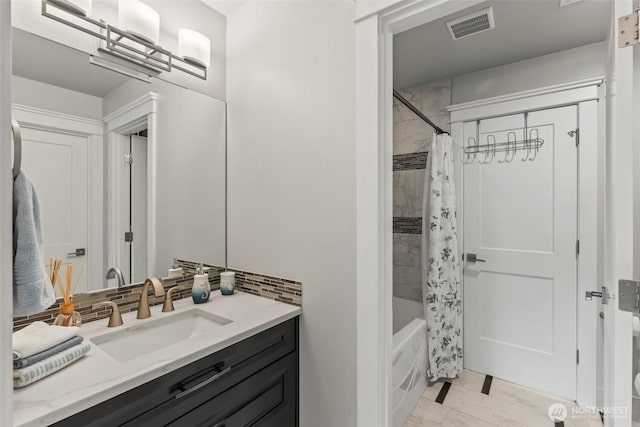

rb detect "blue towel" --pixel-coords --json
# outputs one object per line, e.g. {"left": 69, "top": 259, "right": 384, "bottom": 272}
{"left": 13, "top": 336, "right": 84, "bottom": 369}
{"left": 12, "top": 172, "right": 56, "bottom": 316}
{"left": 13, "top": 342, "right": 91, "bottom": 389}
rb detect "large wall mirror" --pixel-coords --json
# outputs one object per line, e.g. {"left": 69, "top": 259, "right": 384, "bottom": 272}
{"left": 11, "top": 4, "right": 226, "bottom": 293}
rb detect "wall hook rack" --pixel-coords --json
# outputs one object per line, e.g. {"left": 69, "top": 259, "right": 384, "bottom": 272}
{"left": 463, "top": 112, "right": 544, "bottom": 165}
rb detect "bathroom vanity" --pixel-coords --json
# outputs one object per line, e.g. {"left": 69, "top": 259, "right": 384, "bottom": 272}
{"left": 13, "top": 292, "right": 301, "bottom": 427}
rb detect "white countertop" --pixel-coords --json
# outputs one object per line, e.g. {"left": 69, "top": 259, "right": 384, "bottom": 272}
{"left": 13, "top": 291, "right": 301, "bottom": 427}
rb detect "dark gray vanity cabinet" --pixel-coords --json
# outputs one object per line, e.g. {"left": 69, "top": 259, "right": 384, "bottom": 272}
{"left": 53, "top": 317, "right": 299, "bottom": 427}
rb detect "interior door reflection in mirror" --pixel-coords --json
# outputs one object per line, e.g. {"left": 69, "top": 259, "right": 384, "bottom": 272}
{"left": 12, "top": 28, "right": 226, "bottom": 292}
{"left": 121, "top": 131, "right": 148, "bottom": 286}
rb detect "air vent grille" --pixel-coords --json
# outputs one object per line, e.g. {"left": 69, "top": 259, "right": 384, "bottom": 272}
{"left": 447, "top": 7, "right": 495, "bottom": 40}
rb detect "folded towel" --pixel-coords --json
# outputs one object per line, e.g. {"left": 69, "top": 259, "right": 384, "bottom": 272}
{"left": 13, "top": 172, "right": 56, "bottom": 316}
{"left": 13, "top": 321, "right": 79, "bottom": 360}
{"left": 13, "top": 342, "right": 91, "bottom": 389}
{"left": 13, "top": 336, "right": 84, "bottom": 369}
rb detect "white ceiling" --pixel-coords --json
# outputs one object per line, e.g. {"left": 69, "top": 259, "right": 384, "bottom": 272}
{"left": 393, "top": 0, "right": 610, "bottom": 89}
{"left": 12, "top": 28, "right": 129, "bottom": 98}
{"left": 200, "top": 0, "right": 246, "bottom": 16}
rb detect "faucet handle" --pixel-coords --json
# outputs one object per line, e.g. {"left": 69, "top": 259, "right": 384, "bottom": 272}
{"left": 162, "top": 286, "right": 180, "bottom": 312}
{"left": 137, "top": 277, "right": 165, "bottom": 319}
{"left": 92, "top": 301, "right": 124, "bottom": 327}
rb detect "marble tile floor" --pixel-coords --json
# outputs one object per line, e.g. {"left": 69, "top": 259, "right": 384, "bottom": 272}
{"left": 405, "top": 370, "right": 603, "bottom": 427}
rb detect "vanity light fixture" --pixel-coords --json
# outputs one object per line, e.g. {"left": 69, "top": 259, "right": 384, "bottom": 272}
{"left": 119, "top": 0, "right": 160, "bottom": 46}
{"left": 178, "top": 29, "right": 211, "bottom": 68}
{"left": 49, "top": 0, "right": 92, "bottom": 16}
{"left": 89, "top": 55, "right": 152, "bottom": 83}
{"left": 42, "top": 0, "right": 208, "bottom": 80}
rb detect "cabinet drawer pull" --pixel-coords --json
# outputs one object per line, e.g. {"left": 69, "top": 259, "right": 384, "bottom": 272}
{"left": 175, "top": 366, "right": 231, "bottom": 400}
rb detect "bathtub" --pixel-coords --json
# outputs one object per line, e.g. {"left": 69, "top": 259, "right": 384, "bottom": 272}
{"left": 392, "top": 297, "right": 427, "bottom": 427}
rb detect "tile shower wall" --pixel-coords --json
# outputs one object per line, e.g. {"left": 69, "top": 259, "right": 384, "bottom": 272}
{"left": 393, "top": 79, "right": 451, "bottom": 302}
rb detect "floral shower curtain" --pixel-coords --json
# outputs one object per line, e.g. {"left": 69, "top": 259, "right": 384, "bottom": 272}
{"left": 422, "top": 132, "right": 463, "bottom": 382}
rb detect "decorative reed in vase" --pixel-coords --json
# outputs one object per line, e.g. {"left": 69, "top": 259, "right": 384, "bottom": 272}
{"left": 51, "top": 259, "right": 83, "bottom": 327}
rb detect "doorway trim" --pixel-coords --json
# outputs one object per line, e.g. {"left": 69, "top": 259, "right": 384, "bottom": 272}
{"left": 355, "top": 1, "right": 604, "bottom": 424}
{"left": 11, "top": 103, "right": 104, "bottom": 293}
{"left": 104, "top": 92, "right": 158, "bottom": 284}
{"left": 356, "top": 2, "right": 485, "bottom": 426}
{"left": 449, "top": 79, "right": 603, "bottom": 405}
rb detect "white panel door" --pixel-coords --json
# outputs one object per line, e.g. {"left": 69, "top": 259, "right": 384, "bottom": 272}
{"left": 463, "top": 106, "right": 578, "bottom": 399}
{"left": 20, "top": 126, "right": 89, "bottom": 294}
{"left": 119, "top": 134, "right": 148, "bottom": 285}
{"left": 130, "top": 134, "right": 147, "bottom": 283}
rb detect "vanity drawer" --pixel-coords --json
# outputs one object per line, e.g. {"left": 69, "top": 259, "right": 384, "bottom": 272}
{"left": 53, "top": 317, "right": 298, "bottom": 427}
{"left": 133, "top": 352, "right": 298, "bottom": 427}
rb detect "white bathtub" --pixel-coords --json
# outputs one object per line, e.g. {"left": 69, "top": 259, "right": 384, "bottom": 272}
{"left": 392, "top": 297, "right": 427, "bottom": 427}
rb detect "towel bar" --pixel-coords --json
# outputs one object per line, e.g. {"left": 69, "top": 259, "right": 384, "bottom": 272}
{"left": 11, "top": 120, "right": 21, "bottom": 179}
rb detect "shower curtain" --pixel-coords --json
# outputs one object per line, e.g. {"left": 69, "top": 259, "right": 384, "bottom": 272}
{"left": 422, "top": 132, "right": 463, "bottom": 382}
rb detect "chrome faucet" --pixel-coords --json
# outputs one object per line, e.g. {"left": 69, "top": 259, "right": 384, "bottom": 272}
{"left": 106, "top": 267, "right": 126, "bottom": 288}
{"left": 137, "top": 277, "right": 165, "bottom": 319}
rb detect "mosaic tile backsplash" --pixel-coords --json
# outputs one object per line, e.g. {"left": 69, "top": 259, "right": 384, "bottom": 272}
{"left": 13, "top": 260, "right": 302, "bottom": 331}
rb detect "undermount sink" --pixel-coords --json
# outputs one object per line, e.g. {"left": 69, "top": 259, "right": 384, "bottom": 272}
{"left": 90, "top": 308, "right": 233, "bottom": 362}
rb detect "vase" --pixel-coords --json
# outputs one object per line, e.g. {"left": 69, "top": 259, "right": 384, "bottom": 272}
{"left": 53, "top": 304, "right": 82, "bottom": 327}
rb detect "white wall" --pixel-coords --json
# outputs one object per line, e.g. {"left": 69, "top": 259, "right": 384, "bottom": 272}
{"left": 451, "top": 42, "right": 606, "bottom": 104}
{"left": 11, "top": 75, "right": 102, "bottom": 119}
{"left": 103, "top": 78, "right": 226, "bottom": 274}
{"left": 1, "top": 1, "right": 13, "bottom": 425}
{"left": 226, "top": 2, "right": 357, "bottom": 426}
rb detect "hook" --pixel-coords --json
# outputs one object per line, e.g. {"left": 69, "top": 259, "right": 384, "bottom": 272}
{"left": 484, "top": 135, "right": 496, "bottom": 164}
{"left": 478, "top": 137, "right": 489, "bottom": 165}
{"left": 520, "top": 138, "right": 530, "bottom": 162}
{"left": 521, "top": 112, "right": 530, "bottom": 162}
{"left": 528, "top": 128, "right": 539, "bottom": 161}
{"left": 506, "top": 132, "right": 517, "bottom": 163}
{"left": 12, "top": 120, "right": 22, "bottom": 180}
{"left": 498, "top": 134, "right": 509, "bottom": 163}
{"left": 464, "top": 137, "right": 477, "bottom": 164}
{"left": 479, "top": 151, "right": 488, "bottom": 165}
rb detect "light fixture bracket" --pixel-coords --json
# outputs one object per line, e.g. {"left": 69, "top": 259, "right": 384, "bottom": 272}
{"left": 42, "top": 0, "right": 207, "bottom": 80}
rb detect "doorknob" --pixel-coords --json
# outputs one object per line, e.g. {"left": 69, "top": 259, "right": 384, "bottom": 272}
{"left": 466, "top": 253, "right": 486, "bottom": 263}
{"left": 67, "top": 248, "right": 86, "bottom": 257}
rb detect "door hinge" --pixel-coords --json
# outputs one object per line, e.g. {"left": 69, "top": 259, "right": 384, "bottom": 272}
{"left": 618, "top": 280, "right": 640, "bottom": 314}
{"left": 576, "top": 240, "right": 580, "bottom": 256}
{"left": 124, "top": 153, "right": 133, "bottom": 165}
{"left": 576, "top": 349, "right": 579, "bottom": 365}
{"left": 568, "top": 129, "right": 579, "bottom": 147}
{"left": 619, "top": 10, "right": 640, "bottom": 48}
{"left": 124, "top": 231, "right": 133, "bottom": 242}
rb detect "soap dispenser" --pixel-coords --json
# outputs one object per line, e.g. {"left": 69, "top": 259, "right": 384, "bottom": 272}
{"left": 191, "top": 263, "right": 211, "bottom": 304}
{"left": 168, "top": 258, "right": 183, "bottom": 279}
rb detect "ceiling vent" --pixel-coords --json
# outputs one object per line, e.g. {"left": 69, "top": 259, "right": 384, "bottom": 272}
{"left": 446, "top": 7, "right": 495, "bottom": 40}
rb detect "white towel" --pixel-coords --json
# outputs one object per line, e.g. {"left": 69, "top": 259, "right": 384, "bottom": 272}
{"left": 13, "top": 321, "right": 79, "bottom": 360}
{"left": 13, "top": 172, "right": 56, "bottom": 316}
{"left": 13, "top": 342, "right": 91, "bottom": 389}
